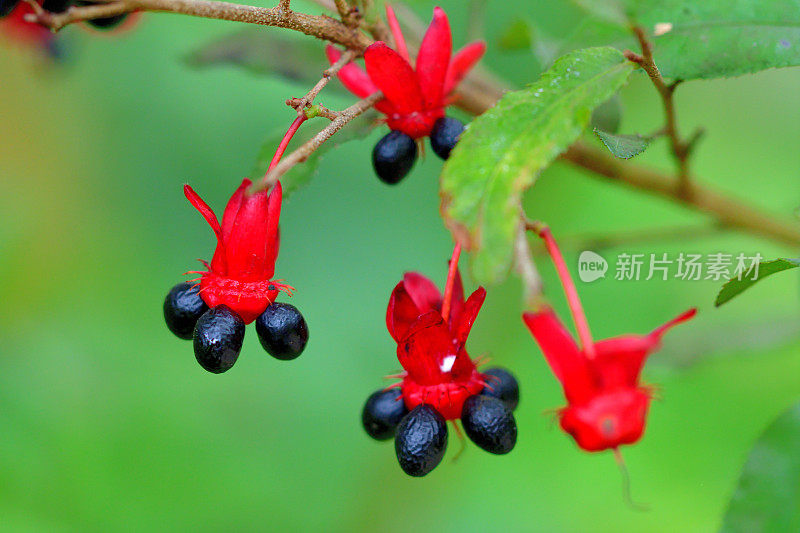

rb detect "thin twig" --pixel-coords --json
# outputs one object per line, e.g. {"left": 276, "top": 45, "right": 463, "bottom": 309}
{"left": 624, "top": 26, "right": 691, "bottom": 196}
{"left": 285, "top": 49, "right": 355, "bottom": 117}
{"left": 28, "top": 0, "right": 371, "bottom": 50}
{"left": 251, "top": 92, "right": 383, "bottom": 194}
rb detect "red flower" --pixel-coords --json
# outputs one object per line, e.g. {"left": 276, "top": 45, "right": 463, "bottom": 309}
{"left": 522, "top": 307, "right": 696, "bottom": 452}
{"left": 386, "top": 269, "right": 488, "bottom": 420}
{"left": 326, "top": 6, "right": 485, "bottom": 139}
{"left": 184, "top": 179, "right": 291, "bottom": 324}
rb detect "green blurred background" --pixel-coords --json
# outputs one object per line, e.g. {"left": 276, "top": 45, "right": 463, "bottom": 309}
{"left": 1, "top": 1, "right": 800, "bottom": 531}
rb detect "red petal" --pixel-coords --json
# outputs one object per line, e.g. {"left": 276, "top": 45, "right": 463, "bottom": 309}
{"left": 415, "top": 7, "right": 451, "bottom": 110}
{"left": 454, "top": 287, "right": 485, "bottom": 346}
{"left": 184, "top": 184, "right": 226, "bottom": 272}
{"left": 444, "top": 41, "right": 486, "bottom": 95}
{"left": 263, "top": 181, "right": 282, "bottom": 278}
{"left": 397, "top": 310, "right": 454, "bottom": 384}
{"left": 384, "top": 3, "right": 410, "bottom": 61}
{"left": 591, "top": 336, "right": 652, "bottom": 390}
{"left": 403, "top": 272, "right": 442, "bottom": 312}
{"left": 523, "top": 309, "right": 596, "bottom": 404}
{"left": 592, "top": 308, "right": 697, "bottom": 389}
{"left": 650, "top": 308, "right": 697, "bottom": 341}
{"left": 364, "top": 42, "right": 423, "bottom": 114}
{"left": 386, "top": 281, "right": 422, "bottom": 343}
{"left": 224, "top": 186, "right": 271, "bottom": 280}
{"left": 221, "top": 179, "right": 249, "bottom": 241}
{"left": 326, "top": 45, "right": 397, "bottom": 115}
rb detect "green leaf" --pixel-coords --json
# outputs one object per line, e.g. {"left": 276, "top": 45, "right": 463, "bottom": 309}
{"left": 568, "top": 0, "right": 800, "bottom": 79}
{"left": 250, "top": 112, "right": 378, "bottom": 199}
{"left": 186, "top": 28, "right": 343, "bottom": 91}
{"left": 440, "top": 47, "right": 635, "bottom": 284}
{"left": 719, "top": 400, "right": 800, "bottom": 532}
{"left": 643, "top": 0, "right": 800, "bottom": 79}
{"left": 593, "top": 127, "right": 649, "bottom": 159}
{"left": 715, "top": 258, "right": 800, "bottom": 307}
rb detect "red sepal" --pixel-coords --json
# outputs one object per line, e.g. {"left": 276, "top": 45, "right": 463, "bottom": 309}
{"left": 364, "top": 41, "right": 424, "bottom": 114}
{"left": 415, "top": 6, "right": 451, "bottom": 110}
{"left": 444, "top": 41, "right": 486, "bottom": 96}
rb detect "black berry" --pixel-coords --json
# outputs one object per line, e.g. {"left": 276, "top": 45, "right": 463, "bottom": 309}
{"left": 481, "top": 367, "right": 520, "bottom": 411}
{"left": 362, "top": 388, "right": 408, "bottom": 441}
{"left": 193, "top": 305, "right": 245, "bottom": 374}
{"left": 76, "top": 1, "right": 128, "bottom": 28}
{"left": 163, "top": 282, "right": 208, "bottom": 340}
{"left": 372, "top": 130, "right": 417, "bottom": 185}
{"left": 395, "top": 404, "right": 448, "bottom": 477}
{"left": 42, "top": 0, "right": 71, "bottom": 13}
{"left": 0, "top": 0, "right": 19, "bottom": 18}
{"left": 255, "top": 302, "right": 308, "bottom": 360}
{"left": 429, "top": 117, "right": 464, "bottom": 160}
{"left": 461, "top": 395, "right": 517, "bottom": 455}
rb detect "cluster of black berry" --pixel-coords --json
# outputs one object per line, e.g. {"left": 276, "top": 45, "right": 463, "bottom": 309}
{"left": 361, "top": 367, "right": 519, "bottom": 476}
{"left": 163, "top": 283, "right": 308, "bottom": 373}
{"left": 372, "top": 116, "right": 465, "bottom": 185}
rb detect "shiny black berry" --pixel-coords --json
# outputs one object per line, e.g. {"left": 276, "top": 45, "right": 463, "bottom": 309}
{"left": 76, "top": 0, "right": 128, "bottom": 28}
{"left": 395, "top": 404, "right": 448, "bottom": 477}
{"left": 0, "top": 0, "right": 19, "bottom": 18}
{"left": 163, "top": 282, "right": 209, "bottom": 340}
{"left": 372, "top": 130, "right": 417, "bottom": 185}
{"left": 362, "top": 388, "right": 408, "bottom": 441}
{"left": 255, "top": 303, "right": 308, "bottom": 361}
{"left": 430, "top": 117, "right": 465, "bottom": 160}
{"left": 42, "top": 0, "right": 71, "bottom": 13}
{"left": 461, "top": 395, "right": 517, "bottom": 455}
{"left": 481, "top": 367, "right": 520, "bottom": 411}
{"left": 193, "top": 305, "right": 245, "bottom": 374}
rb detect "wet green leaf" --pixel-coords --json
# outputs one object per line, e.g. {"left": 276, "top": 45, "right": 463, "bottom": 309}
{"left": 440, "top": 47, "right": 634, "bottom": 284}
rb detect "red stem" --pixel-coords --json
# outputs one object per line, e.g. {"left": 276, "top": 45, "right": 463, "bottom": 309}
{"left": 384, "top": 4, "right": 409, "bottom": 62}
{"left": 441, "top": 242, "right": 462, "bottom": 324}
{"left": 266, "top": 115, "right": 307, "bottom": 175}
{"left": 536, "top": 226, "right": 596, "bottom": 359}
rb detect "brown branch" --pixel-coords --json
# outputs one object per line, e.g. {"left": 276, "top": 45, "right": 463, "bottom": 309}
{"left": 28, "top": 0, "right": 371, "bottom": 50}
{"left": 562, "top": 142, "right": 800, "bottom": 247}
{"left": 625, "top": 26, "right": 693, "bottom": 195}
{"left": 250, "top": 92, "right": 383, "bottom": 194}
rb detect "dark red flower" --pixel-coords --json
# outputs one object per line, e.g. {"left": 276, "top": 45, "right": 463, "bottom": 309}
{"left": 386, "top": 269, "right": 488, "bottom": 420}
{"left": 184, "top": 179, "right": 291, "bottom": 324}
{"left": 326, "top": 6, "right": 485, "bottom": 139}
{"left": 522, "top": 307, "right": 696, "bottom": 452}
